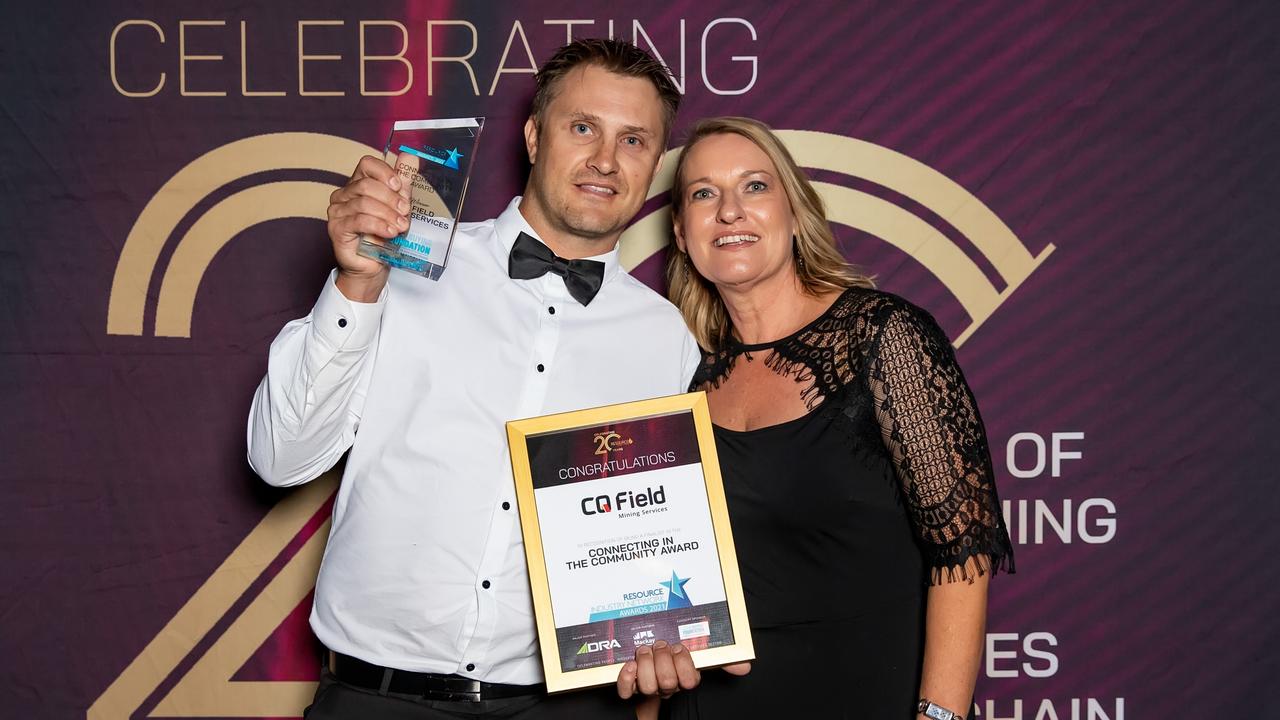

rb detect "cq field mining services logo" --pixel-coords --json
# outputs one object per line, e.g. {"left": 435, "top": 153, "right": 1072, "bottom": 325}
{"left": 96, "top": 129, "right": 1052, "bottom": 719}
{"left": 580, "top": 486, "right": 667, "bottom": 516}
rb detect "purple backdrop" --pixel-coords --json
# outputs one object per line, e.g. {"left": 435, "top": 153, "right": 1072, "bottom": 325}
{"left": 1, "top": 1, "right": 1277, "bottom": 717}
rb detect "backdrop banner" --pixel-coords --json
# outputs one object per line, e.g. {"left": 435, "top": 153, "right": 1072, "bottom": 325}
{"left": 1, "top": 1, "right": 1276, "bottom": 718}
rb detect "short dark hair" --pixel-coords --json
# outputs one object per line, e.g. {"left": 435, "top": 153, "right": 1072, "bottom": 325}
{"left": 531, "top": 38, "right": 681, "bottom": 142}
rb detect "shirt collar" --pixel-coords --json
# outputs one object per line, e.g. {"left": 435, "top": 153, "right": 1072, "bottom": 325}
{"left": 492, "top": 196, "right": 621, "bottom": 286}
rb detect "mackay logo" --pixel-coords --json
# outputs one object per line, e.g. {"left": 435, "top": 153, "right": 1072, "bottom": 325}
{"left": 581, "top": 486, "right": 666, "bottom": 515}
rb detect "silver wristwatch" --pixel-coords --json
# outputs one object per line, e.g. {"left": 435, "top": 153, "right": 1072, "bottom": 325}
{"left": 918, "top": 698, "right": 965, "bottom": 720}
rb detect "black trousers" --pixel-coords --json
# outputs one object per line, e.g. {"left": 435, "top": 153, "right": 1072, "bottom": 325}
{"left": 304, "top": 670, "right": 637, "bottom": 720}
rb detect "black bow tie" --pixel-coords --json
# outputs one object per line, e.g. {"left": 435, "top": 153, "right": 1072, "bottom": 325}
{"left": 507, "top": 231, "right": 606, "bottom": 306}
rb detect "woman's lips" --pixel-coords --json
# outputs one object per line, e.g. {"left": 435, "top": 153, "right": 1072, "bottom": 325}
{"left": 713, "top": 233, "right": 760, "bottom": 247}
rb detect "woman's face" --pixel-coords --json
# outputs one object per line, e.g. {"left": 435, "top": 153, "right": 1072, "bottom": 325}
{"left": 674, "top": 133, "right": 797, "bottom": 292}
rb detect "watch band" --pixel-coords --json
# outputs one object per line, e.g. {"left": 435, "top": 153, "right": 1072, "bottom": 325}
{"left": 918, "top": 698, "right": 965, "bottom": 720}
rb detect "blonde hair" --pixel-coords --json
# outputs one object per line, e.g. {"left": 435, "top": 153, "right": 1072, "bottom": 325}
{"left": 667, "top": 117, "right": 874, "bottom": 350}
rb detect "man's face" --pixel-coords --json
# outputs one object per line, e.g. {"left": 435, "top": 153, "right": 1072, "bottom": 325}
{"left": 524, "top": 64, "right": 666, "bottom": 245}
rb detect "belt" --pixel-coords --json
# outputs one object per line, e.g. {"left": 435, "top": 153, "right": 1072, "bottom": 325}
{"left": 329, "top": 652, "right": 546, "bottom": 702}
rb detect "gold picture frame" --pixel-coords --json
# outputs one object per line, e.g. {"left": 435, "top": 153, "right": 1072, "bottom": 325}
{"left": 506, "top": 392, "right": 754, "bottom": 693}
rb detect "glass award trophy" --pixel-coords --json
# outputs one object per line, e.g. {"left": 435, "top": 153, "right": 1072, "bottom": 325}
{"left": 356, "top": 117, "right": 484, "bottom": 280}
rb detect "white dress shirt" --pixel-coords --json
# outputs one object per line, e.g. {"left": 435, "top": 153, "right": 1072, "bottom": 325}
{"left": 247, "top": 197, "right": 700, "bottom": 684}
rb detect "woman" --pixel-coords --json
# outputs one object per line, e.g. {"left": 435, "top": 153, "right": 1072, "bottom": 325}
{"left": 661, "top": 117, "right": 1014, "bottom": 719}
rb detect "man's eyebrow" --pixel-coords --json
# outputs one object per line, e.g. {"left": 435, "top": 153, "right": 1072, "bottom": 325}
{"left": 620, "top": 124, "right": 656, "bottom": 138}
{"left": 567, "top": 111, "right": 602, "bottom": 125}
{"left": 566, "top": 112, "right": 655, "bottom": 138}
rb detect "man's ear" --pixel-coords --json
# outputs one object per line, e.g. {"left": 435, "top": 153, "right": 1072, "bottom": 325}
{"left": 653, "top": 147, "right": 666, "bottom": 177}
{"left": 524, "top": 116, "right": 539, "bottom": 165}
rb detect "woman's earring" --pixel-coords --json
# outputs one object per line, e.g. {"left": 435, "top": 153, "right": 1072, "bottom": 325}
{"left": 794, "top": 236, "right": 806, "bottom": 271}
{"left": 681, "top": 253, "right": 691, "bottom": 280}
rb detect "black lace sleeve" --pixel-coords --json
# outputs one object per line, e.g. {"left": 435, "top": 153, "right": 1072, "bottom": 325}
{"left": 865, "top": 296, "right": 1014, "bottom": 584}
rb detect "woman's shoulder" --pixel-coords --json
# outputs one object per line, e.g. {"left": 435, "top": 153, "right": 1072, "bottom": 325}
{"left": 816, "top": 285, "right": 942, "bottom": 339}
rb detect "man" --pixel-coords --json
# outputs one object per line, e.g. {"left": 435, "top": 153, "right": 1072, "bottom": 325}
{"left": 248, "top": 40, "right": 702, "bottom": 718}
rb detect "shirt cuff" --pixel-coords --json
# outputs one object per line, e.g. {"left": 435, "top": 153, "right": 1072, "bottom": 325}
{"left": 311, "top": 269, "right": 387, "bottom": 351}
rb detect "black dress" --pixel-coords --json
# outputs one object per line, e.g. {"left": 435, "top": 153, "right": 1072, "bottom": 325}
{"left": 664, "top": 287, "right": 1014, "bottom": 720}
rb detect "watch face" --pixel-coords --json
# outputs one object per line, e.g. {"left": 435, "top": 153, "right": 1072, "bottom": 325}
{"left": 924, "top": 705, "right": 951, "bottom": 720}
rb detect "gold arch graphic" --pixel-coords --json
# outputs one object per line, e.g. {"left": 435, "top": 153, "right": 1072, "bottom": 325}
{"left": 108, "top": 129, "right": 1049, "bottom": 345}
{"left": 620, "top": 130, "right": 1054, "bottom": 347}
{"left": 107, "top": 132, "right": 377, "bottom": 338}
{"left": 93, "top": 130, "right": 1052, "bottom": 718}
{"left": 155, "top": 181, "right": 332, "bottom": 338}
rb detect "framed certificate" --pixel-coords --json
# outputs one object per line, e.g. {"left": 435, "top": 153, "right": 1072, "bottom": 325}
{"left": 507, "top": 392, "right": 754, "bottom": 693}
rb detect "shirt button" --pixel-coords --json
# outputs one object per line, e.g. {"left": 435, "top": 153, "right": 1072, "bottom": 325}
{"left": 337, "top": 318, "right": 348, "bottom": 328}
{"left": 482, "top": 580, "right": 491, "bottom": 589}
{"left": 536, "top": 364, "right": 545, "bottom": 372}
{"left": 502, "top": 501, "right": 511, "bottom": 510}
{"left": 548, "top": 306, "right": 556, "bottom": 315}
{"left": 466, "top": 663, "right": 475, "bottom": 672}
